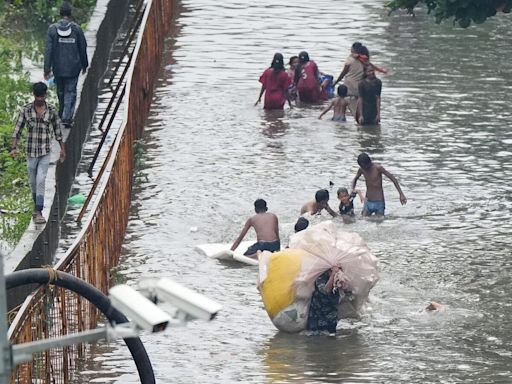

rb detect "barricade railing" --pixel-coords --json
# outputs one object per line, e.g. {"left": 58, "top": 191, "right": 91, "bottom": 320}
{"left": 107, "top": 0, "right": 146, "bottom": 87}
{"left": 7, "top": 0, "right": 176, "bottom": 382}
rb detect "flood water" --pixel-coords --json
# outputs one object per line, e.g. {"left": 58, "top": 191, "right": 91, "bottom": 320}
{"left": 75, "top": 1, "right": 512, "bottom": 382}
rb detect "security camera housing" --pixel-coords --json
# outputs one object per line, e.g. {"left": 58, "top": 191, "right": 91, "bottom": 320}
{"left": 109, "top": 284, "right": 170, "bottom": 332}
{"left": 139, "top": 278, "right": 222, "bottom": 321}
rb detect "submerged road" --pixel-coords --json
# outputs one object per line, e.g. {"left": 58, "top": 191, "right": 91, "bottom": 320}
{"left": 73, "top": 1, "right": 512, "bottom": 383}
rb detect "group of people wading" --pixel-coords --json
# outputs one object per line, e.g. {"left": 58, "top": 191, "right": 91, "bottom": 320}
{"left": 255, "top": 42, "right": 385, "bottom": 125}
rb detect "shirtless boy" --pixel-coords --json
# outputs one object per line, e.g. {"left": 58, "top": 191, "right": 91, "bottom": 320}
{"left": 231, "top": 199, "right": 280, "bottom": 257}
{"left": 300, "top": 189, "right": 338, "bottom": 218}
{"left": 318, "top": 85, "right": 349, "bottom": 122}
{"left": 351, "top": 153, "right": 407, "bottom": 216}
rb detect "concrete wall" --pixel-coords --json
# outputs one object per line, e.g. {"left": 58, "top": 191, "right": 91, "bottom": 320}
{"left": 6, "top": 0, "right": 130, "bottom": 309}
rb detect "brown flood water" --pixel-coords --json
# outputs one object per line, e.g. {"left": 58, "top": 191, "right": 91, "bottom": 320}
{"left": 71, "top": 1, "right": 512, "bottom": 383}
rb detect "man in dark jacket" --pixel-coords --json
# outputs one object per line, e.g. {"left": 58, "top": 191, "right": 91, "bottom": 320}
{"left": 44, "top": 2, "right": 88, "bottom": 127}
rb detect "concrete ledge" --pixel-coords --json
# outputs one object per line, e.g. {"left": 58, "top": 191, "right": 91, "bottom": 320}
{"left": 6, "top": 0, "right": 130, "bottom": 309}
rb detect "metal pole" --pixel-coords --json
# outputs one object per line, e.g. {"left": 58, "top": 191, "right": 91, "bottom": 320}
{"left": 6, "top": 268, "right": 155, "bottom": 384}
{"left": 6, "top": 269, "right": 156, "bottom": 383}
{"left": 11, "top": 328, "right": 108, "bottom": 365}
{"left": 87, "top": 84, "right": 126, "bottom": 177}
{"left": 0, "top": 251, "right": 12, "bottom": 383}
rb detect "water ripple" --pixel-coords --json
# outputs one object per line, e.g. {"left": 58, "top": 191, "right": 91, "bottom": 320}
{"left": 73, "top": 1, "right": 512, "bottom": 383}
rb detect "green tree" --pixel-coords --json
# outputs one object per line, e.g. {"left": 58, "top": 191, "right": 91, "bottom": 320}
{"left": 0, "top": 0, "right": 96, "bottom": 245}
{"left": 0, "top": 36, "right": 33, "bottom": 245}
{"left": 1, "top": 0, "right": 95, "bottom": 32}
{"left": 386, "top": 0, "right": 512, "bottom": 27}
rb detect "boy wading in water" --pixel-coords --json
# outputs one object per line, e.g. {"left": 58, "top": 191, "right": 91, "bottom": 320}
{"left": 231, "top": 199, "right": 280, "bottom": 258}
{"left": 352, "top": 153, "right": 407, "bottom": 216}
{"left": 300, "top": 189, "right": 338, "bottom": 218}
{"left": 318, "top": 85, "right": 349, "bottom": 122}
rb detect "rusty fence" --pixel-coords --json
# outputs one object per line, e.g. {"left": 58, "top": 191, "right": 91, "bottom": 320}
{"left": 7, "top": 0, "right": 176, "bottom": 382}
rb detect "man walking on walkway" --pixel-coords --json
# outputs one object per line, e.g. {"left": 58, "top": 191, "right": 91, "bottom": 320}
{"left": 10, "top": 82, "right": 66, "bottom": 224}
{"left": 44, "top": 2, "right": 88, "bottom": 127}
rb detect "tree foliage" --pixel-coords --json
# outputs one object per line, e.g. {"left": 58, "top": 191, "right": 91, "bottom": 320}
{"left": 386, "top": 0, "right": 512, "bottom": 27}
{"left": 0, "top": 0, "right": 96, "bottom": 245}
{"left": 0, "top": 36, "right": 33, "bottom": 245}
{"left": 1, "top": 0, "right": 96, "bottom": 28}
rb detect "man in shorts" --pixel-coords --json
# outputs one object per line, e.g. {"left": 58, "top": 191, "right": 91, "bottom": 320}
{"left": 231, "top": 199, "right": 280, "bottom": 257}
{"left": 352, "top": 153, "right": 407, "bottom": 216}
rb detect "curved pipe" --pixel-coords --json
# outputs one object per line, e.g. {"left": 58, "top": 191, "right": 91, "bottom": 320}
{"left": 6, "top": 268, "right": 155, "bottom": 384}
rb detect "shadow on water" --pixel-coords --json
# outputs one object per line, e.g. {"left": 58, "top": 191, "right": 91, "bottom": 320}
{"left": 356, "top": 124, "right": 383, "bottom": 153}
{"left": 262, "top": 331, "right": 366, "bottom": 383}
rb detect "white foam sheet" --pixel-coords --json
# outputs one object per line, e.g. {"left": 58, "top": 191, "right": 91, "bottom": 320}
{"left": 196, "top": 241, "right": 258, "bottom": 265}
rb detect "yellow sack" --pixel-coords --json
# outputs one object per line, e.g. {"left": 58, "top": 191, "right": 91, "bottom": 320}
{"left": 259, "top": 249, "right": 307, "bottom": 317}
{"left": 258, "top": 221, "right": 379, "bottom": 333}
{"left": 259, "top": 249, "right": 317, "bottom": 332}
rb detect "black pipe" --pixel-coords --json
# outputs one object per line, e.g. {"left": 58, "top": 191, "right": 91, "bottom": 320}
{"left": 6, "top": 268, "right": 155, "bottom": 384}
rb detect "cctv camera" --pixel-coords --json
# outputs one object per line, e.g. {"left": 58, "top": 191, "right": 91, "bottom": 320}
{"left": 139, "top": 278, "right": 222, "bottom": 321}
{"left": 109, "top": 284, "right": 170, "bottom": 332}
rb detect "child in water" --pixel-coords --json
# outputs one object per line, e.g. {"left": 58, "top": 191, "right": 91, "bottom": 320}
{"left": 352, "top": 152, "right": 407, "bottom": 216}
{"left": 337, "top": 187, "right": 364, "bottom": 216}
{"left": 300, "top": 189, "right": 338, "bottom": 218}
{"left": 318, "top": 85, "right": 349, "bottom": 122}
{"left": 231, "top": 199, "right": 280, "bottom": 257}
{"left": 287, "top": 56, "right": 299, "bottom": 102}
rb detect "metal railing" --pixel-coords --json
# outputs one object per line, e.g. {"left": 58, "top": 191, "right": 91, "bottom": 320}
{"left": 7, "top": 0, "right": 176, "bottom": 382}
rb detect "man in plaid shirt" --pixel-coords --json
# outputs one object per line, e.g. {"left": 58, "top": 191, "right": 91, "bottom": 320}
{"left": 10, "top": 82, "right": 66, "bottom": 224}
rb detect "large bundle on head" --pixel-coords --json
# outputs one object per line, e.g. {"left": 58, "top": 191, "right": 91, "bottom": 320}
{"left": 258, "top": 221, "right": 379, "bottom": 332}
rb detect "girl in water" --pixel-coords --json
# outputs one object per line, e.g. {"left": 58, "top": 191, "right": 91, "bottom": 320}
{"left": 294, "top": 51, "right": 322, "bottom": 104}
{"left": 287, "top": 55, "right": 299, "bottom": 102}
{"left": 255, "top": 53, "right": 293, "bottom": 109}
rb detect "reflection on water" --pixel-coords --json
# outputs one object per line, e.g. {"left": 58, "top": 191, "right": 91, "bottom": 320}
{"left": 261, "top": 109, "right": 288, "bottom": 139}
{"left": 262, "top": 331, "right": 366, "bottom": 383}
{"left": 356, "top": 124, "right": 383, "bottom": 153}
{"left": 73, "top": 0, "right": 512, "bottom": 383}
